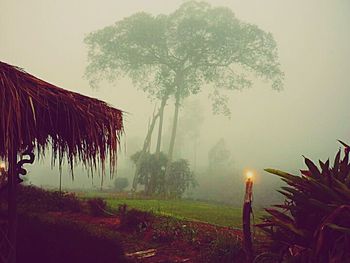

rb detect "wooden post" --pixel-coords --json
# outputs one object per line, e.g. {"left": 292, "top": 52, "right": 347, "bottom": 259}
{"left": 242, "top": 177, "right": 253, "bottom": 263}
{"left": 7, "top": 146, "right": 18, "bottom": 263}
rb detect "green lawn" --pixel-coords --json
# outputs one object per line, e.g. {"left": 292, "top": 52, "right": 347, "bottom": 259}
{"left": 109, "top": 199, "right": 246, "bottom": 227}
{"left": 79, "top": 192, "right": 263, "bottom": 228}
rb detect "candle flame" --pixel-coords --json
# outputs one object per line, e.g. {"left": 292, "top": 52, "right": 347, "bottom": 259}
{"left": 0, "top": 162, "right": 5, "bottom": 169}
{"left": 246, "top": 171, "right": 253, "bottom": 180}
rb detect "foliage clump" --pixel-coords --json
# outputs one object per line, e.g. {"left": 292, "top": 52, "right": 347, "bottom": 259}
{"left": 118, "top": 204, "right": 154, "bottom": 231}
{"left": 131, "top": 151, "right": 196, "bottom": 198}
{"left": 206, "top": 233, "right": 244, "bottom": 263}
{"left": 168, "top": 159, "right": 197, "bottom": 198}
{"left": 258, "top": 141, "right": 350, "bottom": 262}
{"left": 85, "top": 0, "right": 284, "bottom": 115}
{"left": 16, "top": 185, "right": 81, "bottom": 213}
{"left": 87, "top": 198, "right": 108, "bottom": 217}
{"left": 151, "top": 217, "right": 198, "bottom": 244}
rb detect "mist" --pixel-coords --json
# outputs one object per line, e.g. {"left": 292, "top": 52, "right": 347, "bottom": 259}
{"left": 1, "top": 0, "right": 350, "bottom": 206}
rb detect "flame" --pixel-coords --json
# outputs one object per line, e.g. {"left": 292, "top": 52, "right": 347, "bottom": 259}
{"left": 246, "top": 171, "right": 254, "bottom": 180}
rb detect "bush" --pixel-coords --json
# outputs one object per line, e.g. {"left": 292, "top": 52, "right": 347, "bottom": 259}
{"left": 114, "top": 177, "right": 129, "bottom": 192}
{"left": 151, "top": 217, "right": 181, "bottom": 243}
{"left": 168, "top": 159, "right": 197, "bottom": 198}
{"left": 258, "top": 141, "right": 350, "bottom": 262}
{"left": 131, "top": 151, "right": 196, "bottom": 197}
{"left": 16, "top": 212, "right": 127, "bottom": 263}
{"left": 206, "top": 233, "right": 244, "bottom": 263}
{"left": 87, "top": 198, "right": 108, "bottom": 216}
{"left": 152, "top": 217, "right": 198, "bottom": 244}
{"left": 17, "top": 185, "right": 81, "bottom": 212}
{"left": 118, "top": 204, "right": 153, "bottom": 231}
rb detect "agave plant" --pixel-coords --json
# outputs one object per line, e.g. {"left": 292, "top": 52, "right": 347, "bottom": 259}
{"left": 257, "top": 140, "right": 350, "bottom": 263}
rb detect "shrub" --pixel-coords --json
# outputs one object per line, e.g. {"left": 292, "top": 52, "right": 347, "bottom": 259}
{"left": 168, "top": 159, "right": 197, "bottom": 198}
{"left": 130, "top": 151, "right": 196, "bottom": 197}
{"left": 16, "top": 212, "right": 127, "bottom": 263}
{"left": 130, "top": 151, "right": 168, "bottom": 195}
{"left": 87, "top": 198, "right": 108, "bottom": 216}
{"left": 152, "top": 217, "right": 198, "bottom": 244}
{"left": 204, "top": 233, "right": 244, "bottom": 263}
{"left": 151, "top": 217, "right": 181, "bottom": 243}
{"left": 257, "top": 141, "right": 350, "bottom": 262}
{"left": 200, "top": 231, "right": 243, "bottom": 263}
{"left": 17, "top": 185, "right": 81, "bottom": 212}
{"left": 118, "top": 204, "right": 153, "bottom": 231}
{"left": 62, "top": 192, "right": 82, "bottom": 212}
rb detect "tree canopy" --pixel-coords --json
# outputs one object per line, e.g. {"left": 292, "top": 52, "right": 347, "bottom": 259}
{"left": 85, "top": 0, "right": 283, "bottom": 114}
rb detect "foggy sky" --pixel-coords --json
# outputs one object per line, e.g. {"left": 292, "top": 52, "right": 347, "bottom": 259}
{"left": 1, "top": 0, "right": 350, "bottom": 188}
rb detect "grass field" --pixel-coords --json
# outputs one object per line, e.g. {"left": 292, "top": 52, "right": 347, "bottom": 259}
{"left": 79, "top": 192, "right": 264, "bottom": 228}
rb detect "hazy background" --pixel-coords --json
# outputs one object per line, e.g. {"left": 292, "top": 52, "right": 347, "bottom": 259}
{"left": 1, "top": 0, "right": 349, "bottom": 204}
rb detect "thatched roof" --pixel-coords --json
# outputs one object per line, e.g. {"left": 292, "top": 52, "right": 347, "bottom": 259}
{"left": 0, "top": 61, "right": 123, "bottom": 175}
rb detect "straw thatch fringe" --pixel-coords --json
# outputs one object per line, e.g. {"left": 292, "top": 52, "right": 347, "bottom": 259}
{"left": 0, "top": 61, "right": 123, "bottom": 177}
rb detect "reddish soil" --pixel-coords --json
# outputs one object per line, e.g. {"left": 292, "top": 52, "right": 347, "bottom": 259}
{"left": 48, "top": 211, "right": 243, "bottom": 263}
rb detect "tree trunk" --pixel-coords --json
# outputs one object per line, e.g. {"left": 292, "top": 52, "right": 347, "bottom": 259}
{"left": 155, "top": 96, "right": 167, "bottom": 156}
{"left": 132, "top": 110, "right": 159, "bottom": 191}
{"left": 164, "top": 90, "right": 181, "bottom": 195}
{"left": 146, "top": 96, "right": 168, "bottom": 195}
{"left": 167, "top": 95, "right": 180, "bottom": 161}
{"left": 146, "top": 117, "right": 152, "bottom": 153}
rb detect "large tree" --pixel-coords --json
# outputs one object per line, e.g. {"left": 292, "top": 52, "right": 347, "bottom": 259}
{"left": 85, "top": 1, "right": 283, "bottom": 192}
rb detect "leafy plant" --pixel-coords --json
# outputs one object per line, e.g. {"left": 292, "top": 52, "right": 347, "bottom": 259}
{"left": 87, "top": 198, "right": 108, "bottom": 217}
{"left": 257, "top": 140, "right": 350, "bottom": 262}
{"left": 118, "top": 204, "right": 154, "bottom": 231}
{"left": 131, "top": 152, "right": 196, "bottom": 197}
{"left": 16, "top": 185, "right": 81, "bottom": 212}
{"left": 205, "top": 232, "right": 244, "bottom": 263}
{"left": 168, "top": 159, "right": 196, "bottom": 198}
{"left": 130, "top": 151, "right": 168, "bottom": 195}
{"left": 152, "top": 217, "right": 198, "bottom": 244}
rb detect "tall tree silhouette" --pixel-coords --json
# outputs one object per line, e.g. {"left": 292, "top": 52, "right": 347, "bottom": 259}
{"left": 85, "top": 1, "right": 283, "bottom": 193}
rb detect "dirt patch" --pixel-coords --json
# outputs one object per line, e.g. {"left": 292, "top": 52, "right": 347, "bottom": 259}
{"left": 47, "top": 211, "right": 243, "bottom": 263}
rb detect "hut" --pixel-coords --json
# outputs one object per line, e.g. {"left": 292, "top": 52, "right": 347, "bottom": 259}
{"left": 0, "top": 61, "right": 124, "bottom": 262}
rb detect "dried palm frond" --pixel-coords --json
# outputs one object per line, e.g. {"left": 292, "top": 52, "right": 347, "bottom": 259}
{"left": 0, "top": 61, "right": 124, "bottom": 176}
